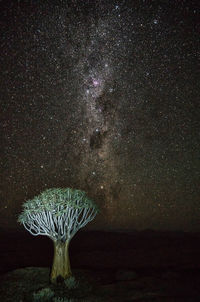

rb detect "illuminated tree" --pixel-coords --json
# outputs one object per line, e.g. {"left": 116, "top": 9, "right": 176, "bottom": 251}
{"left": 18, "top": 188, "right": 98, "bottom": 283}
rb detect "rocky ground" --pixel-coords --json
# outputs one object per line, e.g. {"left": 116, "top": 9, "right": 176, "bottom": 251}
{"left": 0, "top": 230, "right": 200, "bottom": 301}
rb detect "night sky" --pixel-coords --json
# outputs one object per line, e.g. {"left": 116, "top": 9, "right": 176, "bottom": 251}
{"left": 1, "top": 0, "right": 200, "bottom": 231}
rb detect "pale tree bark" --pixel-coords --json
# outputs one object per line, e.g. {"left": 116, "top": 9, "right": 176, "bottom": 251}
{"left": 50, "top": 240, "right": 72, "bottom": 283}
{"left": 18, "top": 188, "right": 98, "bottom": 285}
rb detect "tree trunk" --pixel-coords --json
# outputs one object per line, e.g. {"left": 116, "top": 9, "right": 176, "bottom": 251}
{"left": 50, "top": 240, "right": 72, "bottom": 283}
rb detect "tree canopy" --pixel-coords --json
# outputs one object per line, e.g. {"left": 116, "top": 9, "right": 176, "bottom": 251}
{"left": 18, "top": 188, "right": 99, "bottom": 241}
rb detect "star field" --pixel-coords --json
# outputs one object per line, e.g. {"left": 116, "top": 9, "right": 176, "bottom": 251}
{"left": 1, "top": 0, "right": 200, "bottom": 231}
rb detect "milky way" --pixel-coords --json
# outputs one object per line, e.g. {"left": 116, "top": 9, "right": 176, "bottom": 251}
{"left": 1, "top": 0, "right": 200, "bottom": 231}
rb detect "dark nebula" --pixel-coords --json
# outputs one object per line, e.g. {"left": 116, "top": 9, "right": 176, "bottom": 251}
{"left": 1, "top": 0, "right": 200, "bottom": 231}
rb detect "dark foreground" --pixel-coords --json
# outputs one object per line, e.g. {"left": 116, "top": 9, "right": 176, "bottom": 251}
{"left": 0, "top": 230, "right": 200, "bottom": 301}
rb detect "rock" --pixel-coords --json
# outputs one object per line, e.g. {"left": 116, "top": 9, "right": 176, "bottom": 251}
{"left": 161, "top": 271, "right": 180, "bottom": 280}
{"left": 115, "top": 270, "right": 137, "bottom": 281}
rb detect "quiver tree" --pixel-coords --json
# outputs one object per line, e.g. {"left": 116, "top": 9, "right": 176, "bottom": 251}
{"left": 18, "top": 188, "right": 98, "bottom": 283}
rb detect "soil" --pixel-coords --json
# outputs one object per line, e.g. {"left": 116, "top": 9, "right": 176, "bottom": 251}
{"left": 0, "top": 230, "right": 200, "bottom": 301}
